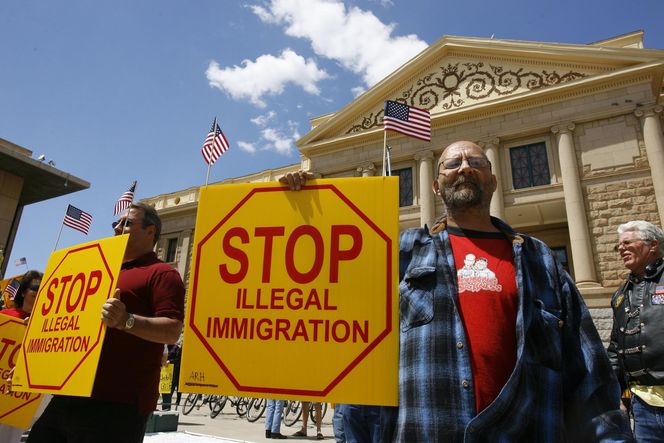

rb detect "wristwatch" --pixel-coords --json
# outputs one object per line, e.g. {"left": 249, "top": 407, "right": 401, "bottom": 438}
{"left": 124, "top": 313, "right": 135, "bottom": 330}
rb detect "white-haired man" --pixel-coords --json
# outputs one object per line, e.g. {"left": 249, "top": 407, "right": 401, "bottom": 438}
{"left": 608, "top": 220, "right": 664, "bottom": 441}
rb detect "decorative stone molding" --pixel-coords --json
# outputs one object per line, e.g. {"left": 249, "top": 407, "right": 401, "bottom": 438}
{"left": 413, "top": 151, "right": 434, "bottom": 161}
{"left": 551, "top": 122, "right": 576, "bottom": 135}
{"left": 347, "top": 63, "right": 586, "bottom": 134}
{"left": 634, "top": 104, "right": 663, "bottom": 119}
{"left": 356, "top": 162, "right": 376, "bottom": 177}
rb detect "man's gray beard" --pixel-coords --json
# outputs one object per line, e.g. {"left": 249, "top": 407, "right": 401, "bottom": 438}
{"left": 442, "top": 178, "right": 484, "bottom": 210}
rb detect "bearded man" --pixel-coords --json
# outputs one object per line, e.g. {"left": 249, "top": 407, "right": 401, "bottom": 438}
{"left": 381, "top": 140, "right": 632, "bottom": 441}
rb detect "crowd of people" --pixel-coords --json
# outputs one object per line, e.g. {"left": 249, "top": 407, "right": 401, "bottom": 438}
{"left": 0, "top": 140, "right": 663, "bottom": 442}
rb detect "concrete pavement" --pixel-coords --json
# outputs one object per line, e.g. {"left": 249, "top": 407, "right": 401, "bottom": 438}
{"left": 145, "top": 406, "right": 334, "bottom": 443}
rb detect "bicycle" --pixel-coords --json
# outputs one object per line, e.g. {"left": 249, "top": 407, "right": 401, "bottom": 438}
{"left": 245, "top": 397, "right": 267, "bottom": 422}
{"left": 283, "top": 401, "right": 327, "bottom": 427}
{"left": 181, "top": 393, "right": 217, "bottom": 415}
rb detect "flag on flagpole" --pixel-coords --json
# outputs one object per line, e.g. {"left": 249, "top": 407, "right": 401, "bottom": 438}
{"left": 383, "top": 100, "right": 431, "bottom": 141}
{"left": 4, "top": 279, "right": 19, "bottom": 301}
{"left": 114, "top": 181, "right": 137, "bottom": 215}
{"left": 201, "top": 117, "right": 230, "bottom": 166}
{"left": 63, "top": 204, "right": 93, "bottom": 235}
{"left": 15, "top": 257, "right": 26, "bottom": 266}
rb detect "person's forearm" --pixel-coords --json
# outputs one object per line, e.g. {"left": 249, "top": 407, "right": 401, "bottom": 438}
{"left": 124, "top": 316, "right": 182, "bottom": 344}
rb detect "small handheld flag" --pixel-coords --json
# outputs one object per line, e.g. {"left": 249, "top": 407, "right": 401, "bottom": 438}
{"left": 63, "top": 204, "right": 93, "bottom": 235}
{"left": 202, "top": 117, "right": 230, "bottom": 166}
{"left": 114, "top": 181, "right": 137, "bottom": 216}
{"left": 383, "top": 100, "right": 431, "bottom": 141}
{"left": 15, "top": 257, "right": 26, "bottom": 267}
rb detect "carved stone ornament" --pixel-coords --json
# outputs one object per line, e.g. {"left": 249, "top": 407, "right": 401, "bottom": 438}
{"left": 347, "top": 62, "right": 587, "bottom": 134}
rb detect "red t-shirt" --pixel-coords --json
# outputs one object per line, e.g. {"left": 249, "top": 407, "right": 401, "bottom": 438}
{"left": 448, "top": 226, "right": 517, "bottom": 414}
{"left": 91, "top": 252, "right": 185, "bottom": 414}
{"left": 0, "top": 307, "right": 29, "bottom": 319}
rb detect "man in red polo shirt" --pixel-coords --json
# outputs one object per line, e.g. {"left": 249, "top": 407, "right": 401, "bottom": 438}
{"left": 28, "top": 202, "right": 185, "bottom": 443}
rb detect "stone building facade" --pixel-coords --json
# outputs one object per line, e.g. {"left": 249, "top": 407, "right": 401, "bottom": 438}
{"left": 143, "top": 31, "right": 664, "bottom": 342}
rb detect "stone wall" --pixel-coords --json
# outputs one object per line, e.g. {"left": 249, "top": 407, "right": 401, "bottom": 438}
{"left": 589, "top": 307, "right": 614, "bottom": 345}
{"left": 586, "top": 176, "right": 659, "bottom": 288}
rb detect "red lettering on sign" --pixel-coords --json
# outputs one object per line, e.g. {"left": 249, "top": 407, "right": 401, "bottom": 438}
{"left": 219, "top": 227, "right": 249, "bottom": 283}
{"left": 42, "top": 271, "right": 103, "bottom": 316}
{"left": 330, "top": 225, "right": 363, "bottom": 282}
{"left": 285, "top": 225, "right": 324, "bottom": 284}
{"left": 255, "top": 227, "right": 285, "bottom": 283}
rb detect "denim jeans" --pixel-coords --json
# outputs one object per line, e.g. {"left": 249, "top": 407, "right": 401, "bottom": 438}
{"left": 341, "top": 404, "right": 380, "bottom": 443}
{"left": 632, "top": 395, "right": 664, "bottom": 442}
{"left": 333, "top": 404, "right": 346, "bottom": 442}
{"left": 265, "top": 399, "right": 284, "bottom": 434}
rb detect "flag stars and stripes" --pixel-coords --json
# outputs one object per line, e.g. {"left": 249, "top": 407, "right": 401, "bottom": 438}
{"left": 202, "top": 117, "right": 230, "bottom": 166}
{"left": 383, "top": 100, "right": 431, "bottom": 142}
{"left": 63, "top": 204, "right": 93, "bottom": 235}
{"left": 114, "top": 181, "right": 136, "bottom": 216}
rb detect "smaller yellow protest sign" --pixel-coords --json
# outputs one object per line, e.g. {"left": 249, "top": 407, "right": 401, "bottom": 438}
{"left": 160, "top": 364, "right": 174, "bottom": 394}
{"left": 0, "top": 313, "right": 43, "bottom": 429}
{"left": 12, "top": 235, "right": 128, "bottom": 397}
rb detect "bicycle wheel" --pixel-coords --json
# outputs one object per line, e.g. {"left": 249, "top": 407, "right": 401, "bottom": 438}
{"left": 284, "top": 400, "right": 302, "bottom": 427}
{"left": 246, "top": 397, "right": 267, "bottom": 422}
{"left": 210, "top": 395, "right": 227, "bottom": 418}
{"left": 182, "top": 393, "right": 199, "bottom": 415}
{"left": 235, "top": 397, "right": 249, "bottom": 417}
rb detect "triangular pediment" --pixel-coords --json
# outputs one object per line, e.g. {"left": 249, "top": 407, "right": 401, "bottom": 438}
{"left": 298, "top": 34, "right": 664, "bottom": 150}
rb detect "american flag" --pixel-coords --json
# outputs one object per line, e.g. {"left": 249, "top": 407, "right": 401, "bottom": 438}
{"left": 201, "top": 117, "right": 230, "bottom": 166}
{"left": 114, "top": 181, "right": 136, "bottom": 216}
{"left": 63, "top": 204, "right": 93, "bottom": 235}
{"left": 15, "top": 257, "right": 26, "bottom": 266}
{"left": 4, "top": 279, "right": 19, "bottom": 301}
{"left": 383, "top": 100, "right": 431, "bottom": 141}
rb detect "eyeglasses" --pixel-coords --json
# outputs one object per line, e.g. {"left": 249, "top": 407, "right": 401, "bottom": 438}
{"left": 112, "top": 219, "right": 137, "bottom": 229}
{"left": 614, "top": 239, "right": 650, "bottom": 252}
{"left": 28, "top": 285, "right": 40, "bottom": 292}
{"left": 439, "top": 157, "right": 491, "bottom": 170}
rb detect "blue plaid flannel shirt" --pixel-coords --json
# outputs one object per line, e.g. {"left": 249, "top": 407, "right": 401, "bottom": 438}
{"left": 381, "top": 218, "right": 633, "bottom": 442}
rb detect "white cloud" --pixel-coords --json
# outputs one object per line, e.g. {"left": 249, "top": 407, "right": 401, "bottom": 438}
{"left": 261, "top": 127, "right": 299, "bottom": 155}
{"left": 237, "top": 141, "right": 257, "bottom": 153}
{"left": 206, "top": 49, "right": 329, "bottom": 107}
{"left": 351, "top": 86, "right": 366, "bottom": 97}
{"left": 252, "top": 0, "right": 427, "bottom": 86}
{"left": 250, "top": 111, "right": 276, "bottom": 126}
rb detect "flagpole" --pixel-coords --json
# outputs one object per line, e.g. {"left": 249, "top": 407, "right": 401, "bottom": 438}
{"left": 382, "top": 130, "right": 388, "bottom": 176}
{"left": 53, "top": 206, "right": 67, "bottom": 251}
{"left": 205, "top": 163, "right": 211, "bottom": 186}
{"left": 386, "top": 144, "right": 392, "bottom": 176}
{"left": 120, "top": 180, "right": 138, "bottom": 231}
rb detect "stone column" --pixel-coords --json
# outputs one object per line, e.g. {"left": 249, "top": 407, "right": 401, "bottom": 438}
{"left": 356, "top": 163, "right": 376, "bottom": 177}
{"left": 479, "top": 138, "right": 505, "bottom": 220}
{"left": 178, "top": 229, "right": 193, "bottom": 277}
{"left": 635, "top": 105, "right": 664, "bottom": 224}
{"left": 415, "top": 151, "right": 435, "bottom": 228}
{"left": 552, "top": 123, "right": 598, "bottom": 286}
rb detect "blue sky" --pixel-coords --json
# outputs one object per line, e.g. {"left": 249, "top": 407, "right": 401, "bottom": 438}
{"left": 2, "top": 0, "right": 663, "bottom": 274}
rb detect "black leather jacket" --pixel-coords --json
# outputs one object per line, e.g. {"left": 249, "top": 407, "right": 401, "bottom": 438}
{"left": 608, "top": 258, "right": 664, "bottom": 389}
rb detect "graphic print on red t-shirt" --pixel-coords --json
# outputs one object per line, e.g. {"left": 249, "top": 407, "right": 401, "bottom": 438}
{"left": 448, "top": 226, "right": 517, "bottom": 414}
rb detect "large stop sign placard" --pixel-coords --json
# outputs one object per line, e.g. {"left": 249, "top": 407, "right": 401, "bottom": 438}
{"left": 12, "top": 235, "right": 128, "bottom": 397}
{"left": 180, "top": 177, "right": 399, "bottom": 405}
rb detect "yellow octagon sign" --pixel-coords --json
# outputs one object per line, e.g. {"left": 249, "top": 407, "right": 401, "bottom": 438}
{"left": 181, "top": 178, "right": 399, "bottom": 405}
{"left": 0, "top": 314, "right": 42, "bottom": 429}
{"left": 13, "top": 235, "right": 128, "bottom": 396}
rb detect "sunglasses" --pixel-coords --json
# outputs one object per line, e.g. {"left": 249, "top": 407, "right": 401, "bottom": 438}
{"left": 28, "top": 285, "right": 40, "bottom": 291}
{"left": 439, "top": 157, "right": 491, "bottom": 170}
{"left": 112, "top": 219, "right": 137, "bottom": 229}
